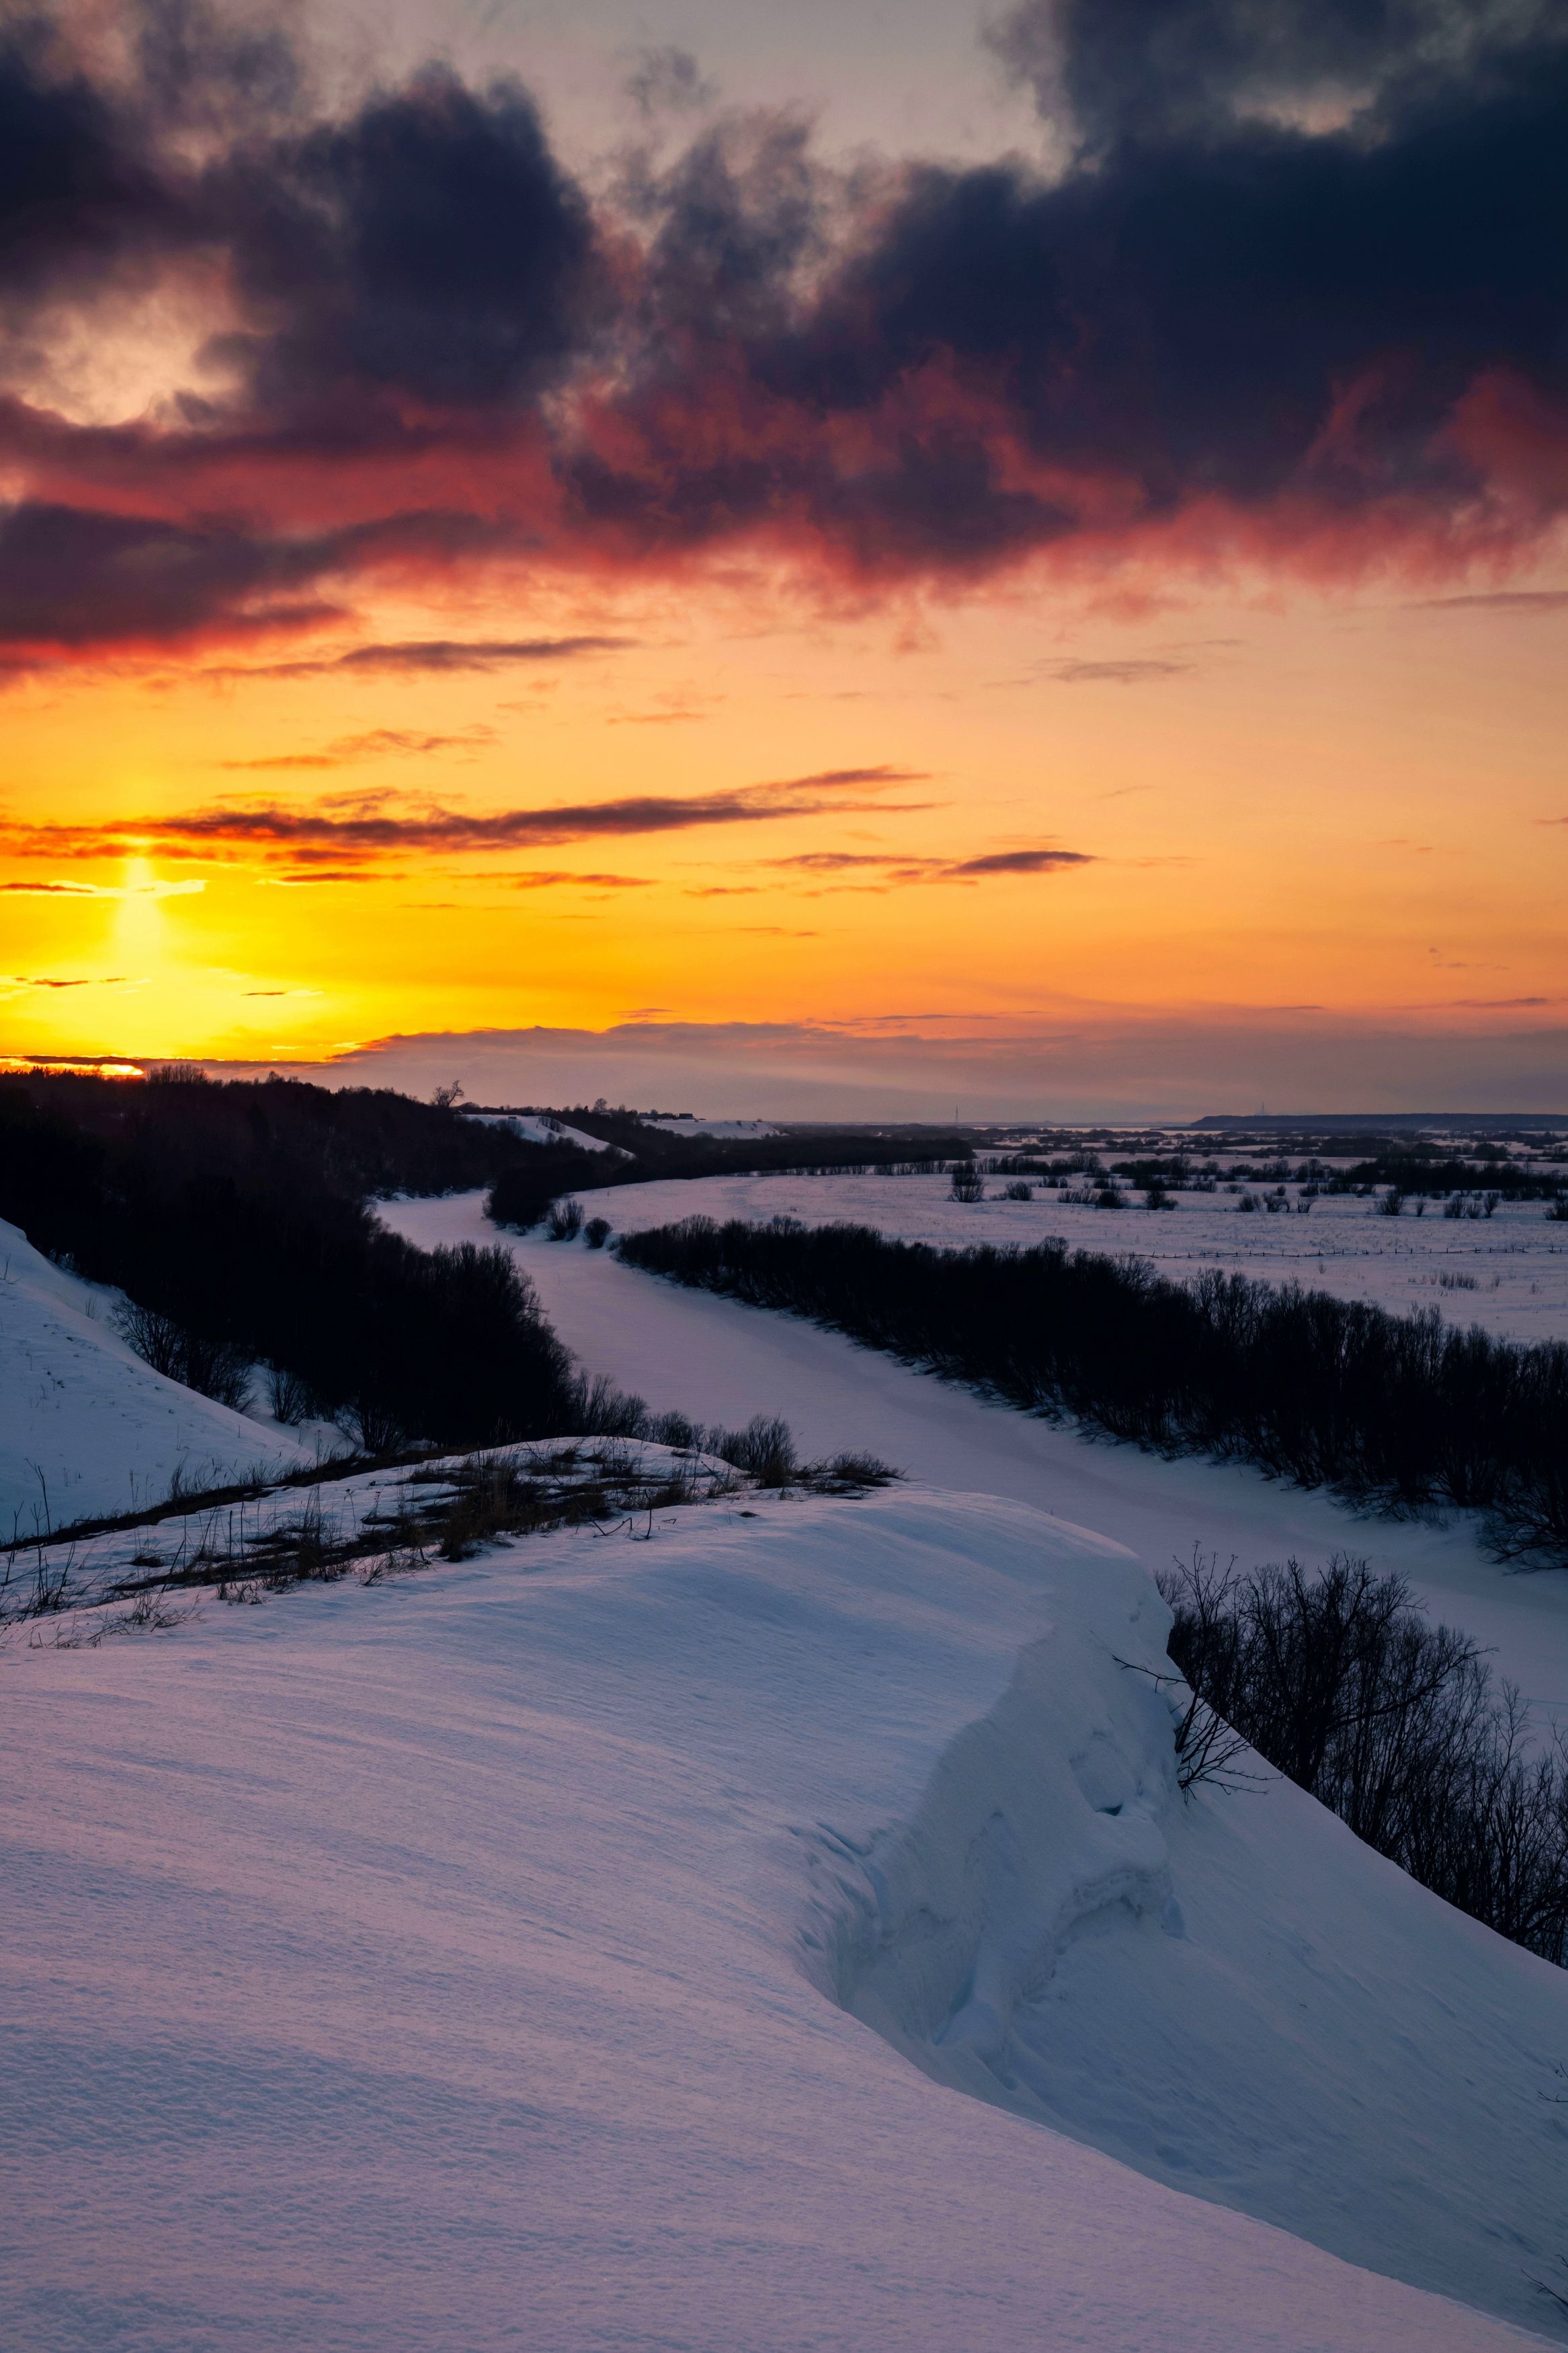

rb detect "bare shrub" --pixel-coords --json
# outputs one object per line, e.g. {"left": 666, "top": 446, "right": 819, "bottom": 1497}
{"left": 950, "top": 1167, "right": 985, "bottom": 1203}
{"left": 648, "top": 1410, "right": 700, "bottom": 1449}
{"left": 180, "top": 1331, "right": 253, "bottom": 1412}
{"left": 114, "top": 1301, "right": 188, "bottom": 1380}
{"left": 797, "top": 1451, "right": 899, "bottom": 1494}
{"left": 115, "top": 1301, "right": 251, "bottom": 1409}
{"left": 546, "top": 1197, "right": 584, "bottom": 1240}
{"left": 565, "top": 1372, "right": 650, "bottom": 1437}
{"left": 345, "top": 1398, "right": 408, "bottom": 1455}
{"left": 583, "top": 1216, "right": 612, "bottom": 1247}
{"left": 1159, "top": 1548, "right": 1568, "bottom": 1964}
{"left": 708, "top": 1414, "right": 798, "bottom": 1485}
{"left": 265, "top": 1362, "right": 317, "bottom": 1424}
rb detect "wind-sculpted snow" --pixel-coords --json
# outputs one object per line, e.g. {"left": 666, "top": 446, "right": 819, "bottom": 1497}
{"left": 3, "top": 1482, "right": 1563, "bottom": 2347}
{"left": 815, "top": 1632, "right": 1181, "bottom": 2065}
{"left": 817, "top": 1577, "right": 1568, "bottom": 2327}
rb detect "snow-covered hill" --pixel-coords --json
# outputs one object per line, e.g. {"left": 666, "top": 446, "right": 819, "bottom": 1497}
{"left": 0, "top": 1215, "right": 314, "bottom": 1536}
{"left": 462, "top": 1109, "right": 618, "bottom": 1151}
{"left": 3, "top": 1482, "right": 1561, "bottom": 2348}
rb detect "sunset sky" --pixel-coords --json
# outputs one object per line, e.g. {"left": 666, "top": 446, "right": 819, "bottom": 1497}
{"left": 2, "top": 0, "right": 1565, "bottom": 1117}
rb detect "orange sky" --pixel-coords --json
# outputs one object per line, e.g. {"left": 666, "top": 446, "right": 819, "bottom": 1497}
{"left": 4, "top": 569, "right": 1565, "bottom": 1086}
{"left": 3, "top": 2, "right": 1566, "bottom": 1114}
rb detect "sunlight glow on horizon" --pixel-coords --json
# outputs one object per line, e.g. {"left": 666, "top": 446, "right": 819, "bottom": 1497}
{"left": 1, "top": 1, "right": 1564, "bottom": 1111}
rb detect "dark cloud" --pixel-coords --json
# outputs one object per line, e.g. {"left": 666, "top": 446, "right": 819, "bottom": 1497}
{"left": 208, "top": 66, "right": 604, "bottom": 415}
{"left": 945, "top": 848, "right": 1095, "bottom": 877}
{"left": 0, "top": 500, "right": 339, "bottom": 653}
{"left": 765, "top": 845, "right": 1094, "bottom": 883}
{"left": 333, "top": 637, "right": 626, "bottom": 673}
{"left": 0, "top": 766, "right": 923, "bottom": 861}
{"left": 0, "top": 0, "right": 1564, "bottom": 653}
{"left": 766, "top": 766, "right": 927, "bottom": 790}
{"left": 0, "top": 18, "right": 182, "bottom": 310}
{"left": 207, "top": 637, "right": 630, "bottom": 680}
{"left": 1, "top": 972, "right": 126, "bottom": 988}
{"left": 989, "top": 0, "right": 1555, "bottom": 151}
{"left": 257, "top": 869, "right": 376, "bottom": 885}
{"left": 220, "top": 725, "right": 495, "bottom": 769}
{"left": 565, "top": 0, "right": 1568, "bottom": 575}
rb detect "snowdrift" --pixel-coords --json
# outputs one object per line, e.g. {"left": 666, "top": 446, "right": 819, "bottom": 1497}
{"left": 3, "top": 1481, "right": 1562, "bottom": 2349}
{"left": 0, "top": 1214, "right": 313, "bottom": 1535}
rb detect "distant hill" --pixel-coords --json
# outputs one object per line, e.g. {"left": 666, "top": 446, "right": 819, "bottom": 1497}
{"left": 1192, "top": 1112, "right": 1568, "bottom": 1133}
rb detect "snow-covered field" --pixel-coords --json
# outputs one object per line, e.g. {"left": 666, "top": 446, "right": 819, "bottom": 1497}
{"left": 538, "top": 1167, "right": 1568, "bottom": 1344}
{"left": 384, "top": 1193, "right": 1568, "bottom": 1724}
{"left": 4, "top": 1480, "right": 1563, "bottom": 2348}
{"left": 7, "top": 1179, "right": 1568, "bottom": 2350}
{"left": 0, "top": 1215, "right": 313, "bottom": 1537}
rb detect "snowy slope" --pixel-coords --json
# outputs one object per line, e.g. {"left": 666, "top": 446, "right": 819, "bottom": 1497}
{"left": 0, "top": 1216, "right": 313, "bottom": 1536}
{"left": 462, "top": 1109, "right": 616, "bottom": 1150}
{"left": 382, "top": 1193, "right": 1568, "bottom": 1724}
{"left": 534, "top": 1166, "right": 1568, "bottom": 1343}
{"left": 3, "top": 1484, "right": 1561, "bottom": 2349}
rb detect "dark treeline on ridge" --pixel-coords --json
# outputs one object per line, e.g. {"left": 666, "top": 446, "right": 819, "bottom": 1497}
{"left": 0, "top": 1072, "right": 575, "bottom": 1450}
{"left": 616, "top": 1217, "right": 1568, "bottom": 1568}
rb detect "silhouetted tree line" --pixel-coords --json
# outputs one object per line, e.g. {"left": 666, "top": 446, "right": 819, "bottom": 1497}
{"left": 615, "top": 1217, "right": 1568, "bottom": 1566}
{"left": 0, "top": 1074, "right": 575, "bottom": 1447}
{"left": 1161, "top": 1550, "right": 1568, "bottom": 1964}
{"left": 1330, "top": 1153, "right": 1565, "bottom": 1201}
{"left": 485, "top": 1119, "right": 975, "bottom": 1230}
{"left": 5, "top": 1068, "right": 530, "bottom": 1196}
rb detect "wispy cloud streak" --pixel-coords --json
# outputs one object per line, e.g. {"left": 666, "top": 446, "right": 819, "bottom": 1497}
{"left": 0, "top": 768, "right": 930, "bottom": 862}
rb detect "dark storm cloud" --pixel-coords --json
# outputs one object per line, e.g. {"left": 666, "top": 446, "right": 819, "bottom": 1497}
{"left": 207, "top": 65, "right": 605, "bottom": 415}
{"left": 1, "top": 0, "right": 1565, "bottom": 659}
{"left": 989, "top": 0, "right": 1557, "bottom": 151}
{"left": 0, "top": 500, "right": 339, "bottom": 651}
{"left": 0, "top": 19, "right": 180, "bottom": 307}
